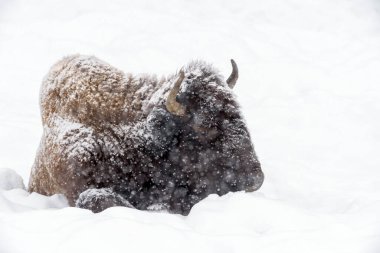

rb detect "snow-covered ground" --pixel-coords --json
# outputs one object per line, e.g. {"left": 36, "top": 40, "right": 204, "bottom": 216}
{"left": 1, "top": 0, "right": 380, "bottom": 252}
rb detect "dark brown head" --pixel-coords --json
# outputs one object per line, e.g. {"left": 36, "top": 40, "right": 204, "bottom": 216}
{"left": 158, "top": 60, "right": 264, "bottom": 214}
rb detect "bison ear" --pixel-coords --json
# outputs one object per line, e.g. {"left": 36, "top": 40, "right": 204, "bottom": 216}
{"left": 166, "top": 70, "right": 186, "bottom": 116}
{"left": 226, "top": 59, "right": 238, "bottom": 89}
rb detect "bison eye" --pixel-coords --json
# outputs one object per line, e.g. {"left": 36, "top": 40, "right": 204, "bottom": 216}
{"left": 192, "top": 125, "right": 219, "bottom": 142}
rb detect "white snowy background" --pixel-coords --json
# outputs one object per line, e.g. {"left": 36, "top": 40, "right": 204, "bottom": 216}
{"left": 0, "top": 0, "right": 379, "bottom": 252}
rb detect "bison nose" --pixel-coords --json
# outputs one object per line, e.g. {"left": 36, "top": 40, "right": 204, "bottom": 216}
{"left": 245, "top": 170, "right": 264, "bottom": 192}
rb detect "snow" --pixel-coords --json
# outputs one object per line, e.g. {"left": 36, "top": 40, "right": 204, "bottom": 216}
{"left": 0, "top": 168, "right": 25, "bottom": 191}
{"left": 0, "top": 169, "right": 68, "bottom": 213}
{"left": 0, "top": 0, "right": 379, "bottom": 252}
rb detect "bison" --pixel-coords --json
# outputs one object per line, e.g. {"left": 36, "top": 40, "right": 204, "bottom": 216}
{"left": 28, "top": 55, "right": 264, "bottom": 215}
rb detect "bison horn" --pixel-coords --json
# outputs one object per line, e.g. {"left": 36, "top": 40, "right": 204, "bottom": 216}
{"left": 226, "top": 59, "right": 238, "bottom": 89}
{"left": 166, "top": 70, "right": 186, "bottom": 116}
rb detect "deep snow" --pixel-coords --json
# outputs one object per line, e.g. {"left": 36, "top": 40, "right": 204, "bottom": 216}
{"left": 0, "top": 0, "right": 380, "bottom": 252}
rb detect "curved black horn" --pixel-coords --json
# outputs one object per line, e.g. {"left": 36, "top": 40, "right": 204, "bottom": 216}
{"left": 226, "top": 59, "right": 238, "bottom": 89}
{"left": 166, "top": 70, "right": 186, "bottom": 116}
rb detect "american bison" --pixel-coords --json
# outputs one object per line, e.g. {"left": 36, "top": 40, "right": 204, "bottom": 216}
{"left": 28, "top": 55, "right": 264, "bottom": 215}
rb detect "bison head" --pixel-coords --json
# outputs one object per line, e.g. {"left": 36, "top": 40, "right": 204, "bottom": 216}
{"left": 144, "top": 60, "right": 264, "bottom": 214}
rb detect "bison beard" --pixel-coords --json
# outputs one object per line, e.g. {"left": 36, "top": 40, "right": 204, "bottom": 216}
{"left": 28, "top": 55, "right": 264, "bottom": 215}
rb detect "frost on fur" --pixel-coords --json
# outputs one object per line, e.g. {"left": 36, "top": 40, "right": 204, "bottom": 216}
{"left": 76, "top": 188, "right": 133, "bottom": 213}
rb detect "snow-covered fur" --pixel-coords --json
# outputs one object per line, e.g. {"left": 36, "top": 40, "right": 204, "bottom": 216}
{"left": 28, "top": 55, "right": 264, "bottom": 215}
